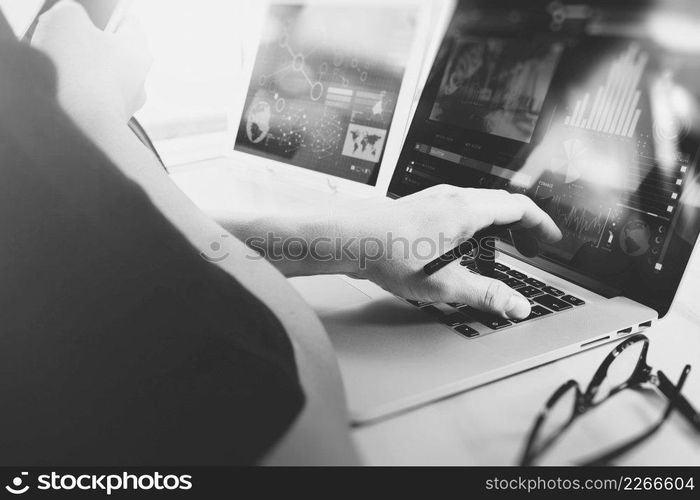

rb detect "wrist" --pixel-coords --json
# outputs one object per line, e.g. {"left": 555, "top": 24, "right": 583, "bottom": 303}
{"left": 233, "top": 213, "right": 362, "bottom": 277}
{"left": 330, "top": 211, "right": 377, "bottom": 279}
{"left": 288, "top": 215, "right": 360, "bottom": 277}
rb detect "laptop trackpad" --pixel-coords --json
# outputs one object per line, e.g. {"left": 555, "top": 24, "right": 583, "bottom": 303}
{"left": 292, "top": 275, "right": 508, "bottom": 423}
{"left": 317, "top": 296, "right": 510, "bottom": 423}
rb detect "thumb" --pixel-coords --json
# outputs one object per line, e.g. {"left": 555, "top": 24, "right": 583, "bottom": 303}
{"left": 112, "top": 16, "right": 152, "bottom": 71}
{"left": 445, "top": 269, "right": 531, "bottom": 320}
{"left": 110, "top": 16, "right": 152, "bottom": 116}
{"left": 32, "top": 0, "right": 95, "bottom": 47}
{"left": 42, "top": 0, "right": 92, "bottom": 29}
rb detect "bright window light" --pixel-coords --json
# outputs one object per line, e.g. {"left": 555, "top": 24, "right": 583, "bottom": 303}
{"left": 130, "top": 0, "right": 258, "bottom": 140}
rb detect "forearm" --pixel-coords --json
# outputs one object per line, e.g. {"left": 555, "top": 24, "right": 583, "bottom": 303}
{"left": 79, "top": 115, "right": 368, "bottom": 283}
{"left": 218, "top": 212, "right": 359, "bottom": 277}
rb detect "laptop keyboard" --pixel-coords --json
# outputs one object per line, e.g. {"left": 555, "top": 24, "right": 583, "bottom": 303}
{"left": 406, "top": 258, "right": 586, "bottom": 339}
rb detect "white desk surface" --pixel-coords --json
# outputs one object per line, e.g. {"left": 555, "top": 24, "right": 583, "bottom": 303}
{"left": 171, "top": 157, "right": 700, "bottom": 466}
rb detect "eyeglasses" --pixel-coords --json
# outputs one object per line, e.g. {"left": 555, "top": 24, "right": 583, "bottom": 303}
{"left": 520, "top": 334, "right": 700, "bottom": 466}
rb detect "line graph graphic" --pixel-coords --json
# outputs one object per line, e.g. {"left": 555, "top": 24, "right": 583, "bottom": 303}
{"left": 558, "top": 205, "right": 608, "bottom": 239}
{"left": 259, "top": 28, "right": 325, "bottom": 101}
{"left": 564, "top": 44, "right": 648, "bottom": 138}
{"left": 549, "top": 194, "right": 611, "bottom": 252}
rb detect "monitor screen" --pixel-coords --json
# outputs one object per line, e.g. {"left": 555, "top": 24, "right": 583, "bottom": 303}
{"left": 388, "top": 0, "right": 700, "bottom": 316}
{"left": 234, "top": 3, "right": 417, "bottom": 185}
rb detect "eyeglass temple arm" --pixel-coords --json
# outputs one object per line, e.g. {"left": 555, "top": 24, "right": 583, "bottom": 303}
{"left": 579, "top": 365, "right": 692, "bottom": 466}
{"left": 519, "top": 379, "right": 580, "bottom": 466}
{"left": 657, "top": 369, "right": 700, "bottom": 431}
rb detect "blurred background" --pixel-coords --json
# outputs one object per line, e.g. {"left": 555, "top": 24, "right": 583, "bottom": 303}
{"left": 0, "top": 0, "right": 259, "bottom": 144}
{"left": 128, "top": 0, "right": 256, "bottom": 142}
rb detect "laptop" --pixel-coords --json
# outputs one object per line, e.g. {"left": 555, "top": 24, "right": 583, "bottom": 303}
{"left": 226, "top": 0, "right": 445, "bottom": 198}
{"left": 291, "top": 0, "right": 700, "bottom": 423}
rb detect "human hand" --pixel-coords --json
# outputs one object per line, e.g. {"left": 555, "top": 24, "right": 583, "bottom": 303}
{"left": 31, "top": 0, "right": 151, "bottom": 128}
{"left": 340, "top": 186, "right": 562, "bottom": 319}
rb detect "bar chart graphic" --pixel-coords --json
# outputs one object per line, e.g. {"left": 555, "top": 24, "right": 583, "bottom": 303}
{"left": 564, "top": 44, "right": 648, "bottom": 138}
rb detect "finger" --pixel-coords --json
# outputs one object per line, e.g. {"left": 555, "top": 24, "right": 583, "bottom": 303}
{"left": 487, "top": 192, "right": 562, "bottom": 242}
{"left": 35, "top": 0, "right": 93, "bottom": 38}
{"left": 111, "top": 16, "right": 152, "bottom": 115}
{"left": 113, "top": 16, "right": 152, "bottom": 66}
{"left": 470, "top": 191, "right": 562, "bottom": 243}
{"left": 442, "top": 268, "right": 531, "bottom": 319}
{"left": 134, "top": 87, "right": 148, "bottom": 112}
{"left": 44, "top": 0, "right": 90, "bottom": 25}
{"left": 509, "top": 228, "right": 540, "bottom": 258}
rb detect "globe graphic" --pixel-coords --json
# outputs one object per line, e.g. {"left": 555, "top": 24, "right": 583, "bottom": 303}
{"left": 246, "top": 101, "right": 271, "bottom": 144}
{"left": 619, "top": 220, "right": 651, "bottom": 256}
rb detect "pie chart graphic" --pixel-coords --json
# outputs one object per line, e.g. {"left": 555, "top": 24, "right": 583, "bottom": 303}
{"left": 550, "top": 138, "right": 589, "bottom": 183}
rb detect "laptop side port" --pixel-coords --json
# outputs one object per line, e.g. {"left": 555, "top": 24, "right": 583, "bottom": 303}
{"left": 638, "top": 320, "right": 653, "bottom": 330}
{"left": 616, "top": 327, "right": 633, "bottom": 336}
{"left": 581, "top": 335, "right": 611, "bottom": 348}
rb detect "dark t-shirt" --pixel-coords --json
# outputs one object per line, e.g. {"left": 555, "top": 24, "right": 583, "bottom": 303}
{"left": 0, "top": 16, "right": 304, "bottom": 466}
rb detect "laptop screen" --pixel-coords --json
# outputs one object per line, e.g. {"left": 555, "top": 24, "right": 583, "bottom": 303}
{"left": 234, "top": 3, "right": 418, "bottom": 185}
{"left": 388, "top": 0, "right": 700, "bottom": 316}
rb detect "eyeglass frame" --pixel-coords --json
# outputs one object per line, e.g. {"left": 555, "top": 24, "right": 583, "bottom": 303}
{"left": 520, "top": 333, "right": 699, "bottom": 466}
